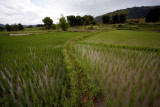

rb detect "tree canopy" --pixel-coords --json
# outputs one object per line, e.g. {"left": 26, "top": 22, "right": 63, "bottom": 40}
{"left": 102, "top": 14, "right": 110, "bottom": 24}
{"left": 67, "top": 15, "right": 76, "bottom": 26}
{"left": 67, "top": 15, "right": 95, "bottom": 26}
{"left": 42, "top": 17, "right": 53, "bottom": 29}
{"left": 59, "top": 16, "right": 69, "bottom": 31}
{"left": 146, "top": 7, "right": 160, "bottom": 22}
{"left": 102, "top": 12, "right": 127, "bottom": 24}
{"left": 37, "top": 24, "right": 44, "bottom": 27}
{"left": 83, "top": 15, "right": 94, "bottom": 25}
{"left": 5, "top": 24, "right": 24, "bottom": 31}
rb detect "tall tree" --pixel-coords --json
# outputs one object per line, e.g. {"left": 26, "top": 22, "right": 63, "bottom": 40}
{"left": 0, "top": 26, "right": 4, "bottom": 31}
{"left": 12, "top": 24, "right": 19, "bottom": 31}
{"left": 119, "top": 13, "right": 127, "bottom": 23}
{"left": 42, "top": 17, "right": 53, "bottom": 29}
{"left": 67, "top": 15, "right": 76, "bottom": 26}
{"left": 17, "top": 23, "right": 24, "bottom": 30}
{"left": 91, "top": 20, "right": 97, "bottom": 25}
{"left": 102, "top": 14, "right": 110, "bottom": 24}
{"left": 59, "top": 16, "right": 69, "bottom": 31}
{"left": 75, "top": 16, "right": 83, "bottom": 26}
{"left": 5, "top": 24, "right": 24, "bottom": 31}
{"left": 37, "top": 24, "right": 44, "bottom": 27}
{"left": 112, "top": 13, "right": 120, "bottom": 24}
{"left": 146, "top": 7, "right": 160, "bottom": 22}
{"left": 83, "top": 15, "right": 94, "bottom": 25}
{"left": 5, "top": 24, "right": 12, "bottom": 31}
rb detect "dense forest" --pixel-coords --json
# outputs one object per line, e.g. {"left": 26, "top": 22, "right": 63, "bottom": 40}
{"left": 95, "top": 5, "right": 160, "bottom": 22}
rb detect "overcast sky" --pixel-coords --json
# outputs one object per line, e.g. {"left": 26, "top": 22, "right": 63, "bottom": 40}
{"left": 0, "top": 0, "right": 160, "bottom": 25}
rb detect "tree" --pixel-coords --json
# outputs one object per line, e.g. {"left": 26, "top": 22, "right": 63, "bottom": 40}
{"left": 91, "top": 20, "right": 97, "bottom": 25}
{"left": 102, "top": 14, "right": 110, "bottom": 24}
{"left": 59, "top": 16, "right": 69, "bottom": 31}
{"left": 12, "top": 24, "right": 19, "bottom": 31}
{"left": 27, "top": 25, "right": 33, "bottom": 28}
{"left": 42, "top": 17, "right": 53, "bottom": 29}
{"left": 18, "top": 23, "right": 24, "bottom": 30}
{"left": 67, "top": 15, "right": 84, "bottom": 26}
{"left": 67, "top": 15, "right": 76, "bottom": 26}
{"left": 52, "top": 24, "right": 56, "bottom": 30}
{"left": 83, "top": 15, "right": 94, "bottom": 25}
{"left": 5, "top": 24, "right": 12, "bottom": 31}
{"left": 146, "top": 7, "right": 160, "bottom": 22}
{"left": 119, "top": 13, "right": 127, "bottom": 23}
{"left": 75, "top": 16, "right": 83, "bottom": 26}
{"left": 5, "top": 24, "right": 24, "bottom": 31}
{"left": 37, "top": 24, "right": 44, "bottom": 27}
{"left": 112, "top": 13, "right": 120, "bottom": 24}
{"left": 0, "top": 26, "right": 4, "bottom": 31}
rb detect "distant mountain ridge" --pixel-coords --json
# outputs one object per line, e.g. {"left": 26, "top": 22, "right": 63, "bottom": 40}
{"left": 0, "top": 24, "right": 4, "bottom": 27}
{"left": 95, "top": 5, "right": 160, "bottom": 22}
{"left": 0, "top": 24, "right": 37, "bottom": 28}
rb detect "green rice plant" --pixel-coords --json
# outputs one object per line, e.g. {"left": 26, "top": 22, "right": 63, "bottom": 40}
{"left": 139, "top": 89, "right": 146, "bottom": 105}
{"left": 127, "top": 80, "right": 131, "bottom": 89}
{"left": 69, "top": 30, "right": 160, "bottom": 106}
{"left": 0, "top": 32, "right": 86, "bottom": 106}
{"left": 108, "top": 80, "right": 112, "bottom": 93}
{"left": 129, "top": 87, "right": 136, "bottom": 107}
{"left": 114, "top": 84, "right": 119, "bottom": 97}
{"left": 105, "top": 95, "right": 115, "bottom": 107}
{"left": 148, "top": 92, "right": 156, "bottom": 106}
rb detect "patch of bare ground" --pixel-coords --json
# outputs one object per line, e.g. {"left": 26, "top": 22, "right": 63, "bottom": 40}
{"left": 69, "top": 29, "right": 95, "bottom": 32}
{"left": 94, "top": 101, "right": 106, "bottom": 107}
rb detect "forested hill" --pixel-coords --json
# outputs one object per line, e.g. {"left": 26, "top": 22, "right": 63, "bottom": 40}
{"left": 95, "top": 5, "right": 160, "bottom": 22}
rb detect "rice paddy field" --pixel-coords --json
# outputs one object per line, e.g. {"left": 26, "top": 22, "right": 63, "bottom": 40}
{"left": 0, "top": 32, "right": 86, "bottom": 106}
{"left": 72, "top": 31, "right": 160, "bottom": 106}
{"left": 0, "top": 30, "right": 160, "bottom": 107}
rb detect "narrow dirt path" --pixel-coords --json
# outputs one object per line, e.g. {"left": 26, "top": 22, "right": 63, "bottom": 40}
{"left": 63, "top": 32, "right": 100, "bottom": 106}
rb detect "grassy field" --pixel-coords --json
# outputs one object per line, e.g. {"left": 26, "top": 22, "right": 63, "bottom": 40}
{"left": 0, "top": 29, "right": 160, "bottom": 106}
{"left": 0, "top": 27, "right": 57, "bottom": 36}
{"left": 0, "top": 32, "right": 87, "bottom": 106}
{"left": 72, "top": 30, "right": 160, "bottom": 106}
{"left": 80, "top": 31, "right": 160, "bottom": 49}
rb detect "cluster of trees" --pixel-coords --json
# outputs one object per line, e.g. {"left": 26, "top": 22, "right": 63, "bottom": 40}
{"left": 41, "top": 15, "right": 97, "bottom": 31}
{"left": 67, "top": 15, "right": 96, "bottom": 26}
{"left": 146, "top": 7, "right": 160, "bottom": 22}
{"left": 5, "top": 24, "right": 24, "bottom": 31}
{"left": 42, "top": 16, "right": 68, "bottom": 31}
{"left": 102, "top": 13, "right": 127, "bottom": 24}
{"left": 37, "top": 24, "right": 44, "bottom": 27}
{"left": 59, "top": 16, "right": 69, "bottom": 31}
{"left": 42, "top": 17, "right": 56, "bottom": 30}
{"left": 0, "top": 26, "right": 4, "bottom": 31}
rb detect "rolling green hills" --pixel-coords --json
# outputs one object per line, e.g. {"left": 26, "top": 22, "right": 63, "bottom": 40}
{"left": 95, "top": 5, "right": 160, "bottom": 22}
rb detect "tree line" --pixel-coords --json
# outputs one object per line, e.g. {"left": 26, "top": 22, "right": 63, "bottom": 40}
{"left": 42, "top": 15, "right": 97, "bottom": 31}
{"left": 2, "top": 7, "right": 159, "bottom": 32}
{"left": 102, "top": 12, "right": 127, "bottom": 24}
{"left": 4, "top": 24, "right": 24, "bottom": 31}
{"left": 42, "top": 16, "right": 68, "bottom": 31}
{"left": 146, "top": 7, "right": 160, "bottom": 22}
{"left": 67, "top": 15, "right": 96, "bottom": 26}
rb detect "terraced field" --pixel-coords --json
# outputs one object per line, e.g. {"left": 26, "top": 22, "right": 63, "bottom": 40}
{"left": 0, "top": 30, "right": 160, "bottom": 106}
{"left": 72, "top": 31, "right": 160, "bottom": 106}
{"left": 0, "top": 32, "right": 86, "bottom": 106}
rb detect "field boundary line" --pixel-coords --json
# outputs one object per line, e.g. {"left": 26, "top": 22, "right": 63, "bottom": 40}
{"left": 63, "top": 32, "right": 100, "bottom": 106}
{"left": 76, "top": 42, "right": 160, "bottom": 52}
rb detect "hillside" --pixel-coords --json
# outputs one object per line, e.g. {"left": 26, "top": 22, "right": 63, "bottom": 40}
{"left": 95, "top": 5, "right": 160, "bottom": 22}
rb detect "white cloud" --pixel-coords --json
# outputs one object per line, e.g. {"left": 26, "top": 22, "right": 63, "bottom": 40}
{"left": 0, "top": 0, "right": 159, "bottom": 25}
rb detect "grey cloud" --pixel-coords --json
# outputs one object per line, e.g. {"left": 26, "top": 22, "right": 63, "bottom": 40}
{"left": 0, "top": 0, "right": 160, "bottom": 25}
